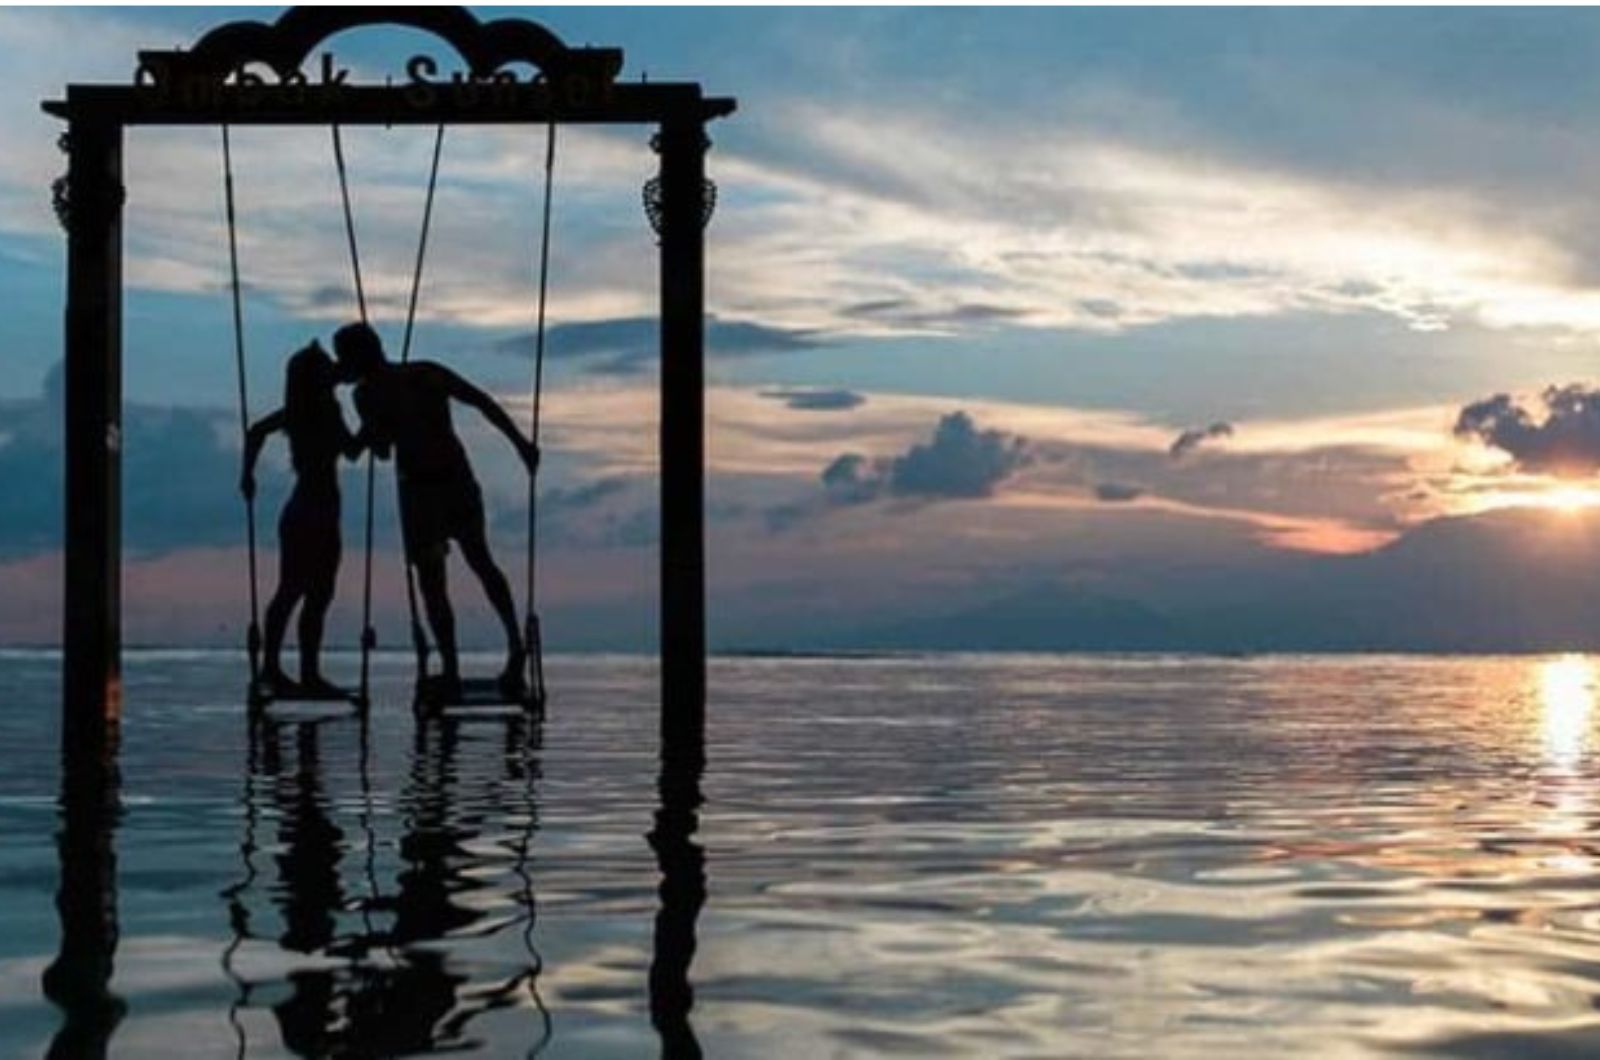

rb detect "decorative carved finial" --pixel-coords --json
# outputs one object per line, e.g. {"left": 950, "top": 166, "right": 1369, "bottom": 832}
{"left": 51, "top": 133, "right": 72, "bottom": 231}
{"left": 644, "top": 130, "right": 717, "bottom": 239}
{"left": 642, "top": 178, "right": 718, "bottom": 238}
{"left": 51, "top": 131, "right": 125, "bottom": 234}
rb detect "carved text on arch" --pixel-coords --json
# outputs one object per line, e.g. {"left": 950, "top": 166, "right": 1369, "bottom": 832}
{"left": 131, "top": 50, "right": 615, "bottom": 116}
{"left": 126, "top": 7, "right": 621, "bottom": 115}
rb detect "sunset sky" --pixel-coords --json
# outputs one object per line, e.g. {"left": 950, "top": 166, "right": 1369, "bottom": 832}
{"left": 9, "top": 7, "right": 1600, "bottom": 649}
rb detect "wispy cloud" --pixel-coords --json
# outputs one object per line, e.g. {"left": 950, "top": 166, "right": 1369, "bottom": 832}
{"left": 12, "top": 8, "right": 1600, "bottom": 350}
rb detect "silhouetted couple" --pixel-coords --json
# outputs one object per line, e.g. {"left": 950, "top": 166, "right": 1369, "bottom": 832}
{"left": 241, "top": 322, "right": 536, "bottom": 700}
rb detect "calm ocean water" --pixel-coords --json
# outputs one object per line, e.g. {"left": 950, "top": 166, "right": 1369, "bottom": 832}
{"left": 5, "top": 650, "right": 1600, "bottom": 1057}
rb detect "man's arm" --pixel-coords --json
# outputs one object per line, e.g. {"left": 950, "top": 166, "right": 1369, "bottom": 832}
{"left": 240, "top": 407, "right": 287, "bottom": 500}
{"left": 436, "top": 365, "right": 538, "bottom": 474}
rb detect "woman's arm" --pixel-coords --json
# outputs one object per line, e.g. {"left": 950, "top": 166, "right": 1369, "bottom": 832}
{"left": 333, "top": 403, "right": 363, "bottom": 461}
{"left": 240, "top": 407, "right": 286, "bottom": 499}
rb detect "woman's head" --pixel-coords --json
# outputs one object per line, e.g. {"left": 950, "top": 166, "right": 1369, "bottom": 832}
{"left": 284, "top": 340, "right": 336, "bottom": 414}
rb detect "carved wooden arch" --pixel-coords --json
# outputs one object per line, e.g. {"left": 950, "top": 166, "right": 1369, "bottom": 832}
{"left": 135, "top": 6, "right": 623, "bottom": 87}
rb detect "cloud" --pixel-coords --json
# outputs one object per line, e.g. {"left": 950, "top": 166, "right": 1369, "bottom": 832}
{"left": 1454, "top": 384, "right": 1600, "bottom": 475}
{"left": 0, "top": 360, "right": 475, "bottom": 561}
{"left": 526, "top": 382, "right": 1444, "bottom": 544}
{"left": 494, "top": 315, "right": 819, "bottom": 376}
{"left": 821, "top": 453, "right": 881, "bottom": 505}
{"left": 893, "top": 413, "right": 1030, "bottom": 497}
{"left": 821, "top": 411, "right": 1030, "bottom": 506}
{"left": 837, "top": 299, "right": 1029, "bottom": 332}
{"left": 541, "top": 475, "right": 632, "bottom": 512}
{"left": 711, "top": 97, "right": 1600, "bottom": 340}
{"left": 495, "top": 473, "right": 644, "bottom": 546}
{"left": 16, "top": 8, "right": 1600, "bottom": 355}
{"left": 0, "top": 363, "right": 247, "bottom": 558}
{"left": 759, "top": 387, "right": 866, "bottom": 412}
{"left": 1094, "top": 482, "right": 1145, "bottom": 503}
{"left": 1169, "top": 421, "right": 1234, "bottom": 459}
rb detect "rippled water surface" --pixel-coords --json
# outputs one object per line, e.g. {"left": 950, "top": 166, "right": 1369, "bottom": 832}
{"left": 7, "top": 651, "right": 1600, "bottom": 1056}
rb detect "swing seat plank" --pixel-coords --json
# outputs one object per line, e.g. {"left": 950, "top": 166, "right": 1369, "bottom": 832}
{"left": 413, "top": 676, "right": 541, "bottom": 713}
{"left": 249, "top": 681, "right": 365, "bottom": 710}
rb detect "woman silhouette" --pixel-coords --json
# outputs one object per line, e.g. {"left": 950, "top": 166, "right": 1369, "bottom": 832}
{"left": 241, "top": 340, "right": 362, "bottom": 697}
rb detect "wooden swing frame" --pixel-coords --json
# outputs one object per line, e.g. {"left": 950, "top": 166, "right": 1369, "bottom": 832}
{"left": 43, "top": 7, "right": 733, "bottom": 757}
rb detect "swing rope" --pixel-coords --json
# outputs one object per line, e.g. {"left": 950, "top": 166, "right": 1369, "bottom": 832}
{"left": 221, "top": 125, "right": 262, "bottom": 687}
{"left": 526, "top": 123, "right": 557, "bottom": 708}
{"left": 396, "top": 124, "right": 447, "bottom": 685}
{"left": 400, "top": 124, "right": 445, "bottom": 366}
{"left": 331, "top": 123, "right": 447, "bottom": 696}
{"left": 331, "top": 123, "right": 383, "bottom": 705}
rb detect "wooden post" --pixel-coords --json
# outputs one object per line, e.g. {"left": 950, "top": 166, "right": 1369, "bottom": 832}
{"left": 656, "top": 119, "right": 708, "bottom": 755}
{"left": 60, "top": 114, "right": 124, "bottom": 749}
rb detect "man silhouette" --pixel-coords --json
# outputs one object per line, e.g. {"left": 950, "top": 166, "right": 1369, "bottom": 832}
{"left": 333, "top": 322, "right": 536, "bottom": 697}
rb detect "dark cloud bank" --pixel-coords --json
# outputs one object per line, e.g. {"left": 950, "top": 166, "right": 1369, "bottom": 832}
{"left": 1093, "top": 482, "right": 1144, "bottom": 503}
{"left": 1455, "top": 384, "right": 1600, "bottom": 474}
{"left": 0, "top": 364, "right": 245, "bottom": 558}
{"left": 0, "top": 363, "right": 417, "bottom": 562}
{"left": 759, "top": 387, "right": 866, "bottom": 412}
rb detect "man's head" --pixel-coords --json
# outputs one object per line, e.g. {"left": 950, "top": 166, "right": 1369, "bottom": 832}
{"left": 333, "top": 322, "right": 387, "bottom": 382}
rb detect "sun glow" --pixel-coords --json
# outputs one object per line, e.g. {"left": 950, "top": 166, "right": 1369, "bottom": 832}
{"left": 1541, "top": 485, "right": 1600, "bottom": 513}
{"left": 1456, "top": 482, "right": 1600, "bottom": 518}
{"left": 1538, "top": 654, "right": 1595, "bottom": 769}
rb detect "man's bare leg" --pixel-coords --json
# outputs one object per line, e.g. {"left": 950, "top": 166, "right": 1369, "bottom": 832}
{"left": 458, "top": 533, "right": 526, "bottom": 689}
{"left": 414, "top": 553, "right": 460, "bottom": 692}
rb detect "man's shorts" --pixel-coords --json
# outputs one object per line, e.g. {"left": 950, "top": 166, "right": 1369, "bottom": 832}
{"left": 398, "top": 475, "right": 486, "bottom": 563}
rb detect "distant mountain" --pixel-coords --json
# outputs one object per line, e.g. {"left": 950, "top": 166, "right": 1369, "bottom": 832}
{"left": 841, "top": 585, "right": 1182, "bottom": 651}
{"left": 831, "top": 507, "right": 1600, "bottom": 653}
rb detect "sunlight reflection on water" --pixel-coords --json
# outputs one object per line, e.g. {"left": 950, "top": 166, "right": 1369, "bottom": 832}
{"left": 1539, "top": 653, "right": 1594, "bottom": 771}
{"left": 5, "top": 651, "right": 1600, "bottom": 1056}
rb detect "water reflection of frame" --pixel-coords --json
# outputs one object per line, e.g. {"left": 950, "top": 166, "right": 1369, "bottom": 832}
{"left": 46, "top": 693, "right": 708, "bottom": 1057}
{"left": 221, "top": 710, "right": 551, "bottom": 1056}
{"left": 43, "top": 722, "right": 125, "bottom": 1060}
{"left": 651, "top": 733, "right": 707, "bottom": 1058}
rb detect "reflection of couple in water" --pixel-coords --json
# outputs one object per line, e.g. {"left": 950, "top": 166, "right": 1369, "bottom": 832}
{"left": 241, "top": 322, "right": 538, "bottom": 700}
